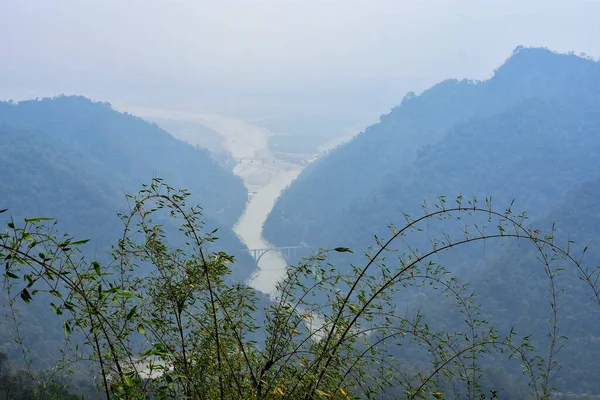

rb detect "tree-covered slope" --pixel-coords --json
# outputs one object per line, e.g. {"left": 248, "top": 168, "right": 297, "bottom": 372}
{"left": 0, "top": 97, "right": 258, "bottom": 379}
{"left": 0, "top": 124, "right": 120, "bottom": 243}
{"left": 0, "top": 96, "right": 254, "bottom": 278}
{"left": 261, "top": 47, "right": 600, "bottom": 396}
{"left": 0, "top": 96, "right": 246, "bottom": 226}
{"left": 261, "top": 48, "right": 600, "bottom": 395}
{"left": 345, "top": 96, "right": 600, "bottom": 248}
{"left": 264, "top": 48, "right": 600, "bottom": 253}
{"left": 0, "top": 96, "right": 247, "bottom": 227}
{"left": 372, "top": 176, "right": 600, "bottom": 397}
{"left": 465, "top": 175, "right": 600, "bottom": 395}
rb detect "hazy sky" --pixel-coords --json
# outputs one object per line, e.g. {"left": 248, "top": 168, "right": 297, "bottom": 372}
{"left": 1, "top": 0, "right": 599, "bottom": 119}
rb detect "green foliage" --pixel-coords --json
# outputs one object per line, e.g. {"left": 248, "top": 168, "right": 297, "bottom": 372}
{"left": 2, "top": 179, "right": 598, "bottom": 399}
{"left": 0, "top": 352, "right": 81, "bottom": 400}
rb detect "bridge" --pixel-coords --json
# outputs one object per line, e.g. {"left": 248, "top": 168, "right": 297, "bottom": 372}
{"left": 248, "top": 245, "right": 309, "bottom": 265}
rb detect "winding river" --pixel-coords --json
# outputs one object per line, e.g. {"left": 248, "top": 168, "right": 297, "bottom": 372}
{"left": 145, "top": 109, "right": 304, "bottom": 296}
{"left": 191, "top": 113, "right": 353, "bottom": 297}
{"left": 234, "top": 168, "right": 302, "bottom": 295}
{"left": 130, "top": 105, "right": 349, "bottom": 297}
{"left": 176, "top": 113, "right": 308, "bottom": 296}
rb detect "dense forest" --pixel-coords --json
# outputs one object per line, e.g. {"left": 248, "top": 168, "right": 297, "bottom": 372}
{"left": 0, "top": 96, "right": 253, "bottom": 269}
{"left": 262, "top": 47, "right": 600, "bottom": 396}
{"left": 264, "top": 47, "right": 600, "bottom": 249}
{"left": 2, "top": 48, "right": 600, "bottom": 399}
{"left": 0, "top": 352, "right": 81, "bottom": 400}
{"left": 0, "top": 97, "right": 259, "bottom": 380}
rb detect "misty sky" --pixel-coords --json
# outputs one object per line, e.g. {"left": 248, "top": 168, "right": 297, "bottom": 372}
{"left": 1, "top": 0, "right": 600, "bottom": 120}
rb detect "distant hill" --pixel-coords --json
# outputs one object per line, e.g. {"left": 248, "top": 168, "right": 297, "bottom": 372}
{"left": 150, "top": 117, "right": 237, "bottom": 170}
{"left": 0, "top": 96, "right": 258, "bottom": 377}
{"left": 264, "top": 47, "right": 600, "bottom": 253}
{"left": 0, "top": 96, "right": 258, "bottom": 283}
{"left": 262, "top": 47, "right": 600, "bottom": 395}
{"left": 468, "top": 175, "right": 600, "bottom": 394}
{"left": 0, "top": 96, "right": 247, "bottom": 227}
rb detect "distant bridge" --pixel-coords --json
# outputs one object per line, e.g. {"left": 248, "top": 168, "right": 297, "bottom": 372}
{"left": 248, "top": 245, "right": 309, "bottom": 265}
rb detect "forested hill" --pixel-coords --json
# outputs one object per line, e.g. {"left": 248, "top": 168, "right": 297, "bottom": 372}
{"left": 468, "top": 175, "right": 600, "bottom": 394}
{"left": 0, "top": 96, "right": 256, "bottom": 375}
{"left": 371, "top": 176, "right": 600, "bottom": 397}
{"left": 0, "top": 123, "right": 119, "bottom": 243}
{"left": 0, "top": 96, "right": 247, "bottom": 228}
{"left": 263, "top": 47, "right": 600, "bottom": 251}
{"left": 0, "top": 96, "right": 254, "bottom": 277}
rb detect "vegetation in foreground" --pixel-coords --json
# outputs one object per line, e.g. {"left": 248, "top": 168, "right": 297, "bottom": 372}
{"left": 1, "top": 179, "right": 599, "bottom": 399}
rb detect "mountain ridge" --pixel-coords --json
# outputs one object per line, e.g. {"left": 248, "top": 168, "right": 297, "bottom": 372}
{"left": 264, "top": 47, "right": 600, "bottom": 251}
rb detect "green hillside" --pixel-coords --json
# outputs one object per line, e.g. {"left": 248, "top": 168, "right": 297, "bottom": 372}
{"left": 264, "top": 48, "right": 600, "bottom": 253}
{"left": 0, "top": 96, "right": 257, "bottom": 376}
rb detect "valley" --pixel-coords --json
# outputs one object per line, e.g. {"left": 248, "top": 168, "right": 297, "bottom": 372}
{"left": 128, "top": 105, "right": 354, "bottom": 296}
{"left": 3, "top": 46, "right": 600, "bottom": 399}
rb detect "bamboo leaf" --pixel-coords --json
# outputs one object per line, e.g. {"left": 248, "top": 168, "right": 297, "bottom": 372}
{"left": 4, "top": 271, "right": 19, "bottom": 279}
{"left": 20, "top": 288, "right": 32, "bottom": 303}
{"left": 24, "top": 217, "right": 54, "bottom": 222}
{"left": 334, "top": 247, "right": 353, "bottom": 253}
{"left": 126, "top": 306, "right": 137, "bottom": 321}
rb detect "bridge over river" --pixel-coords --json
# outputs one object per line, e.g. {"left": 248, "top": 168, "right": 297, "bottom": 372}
{"left": 247, "top": 245, "right": 310, "bottom": 265}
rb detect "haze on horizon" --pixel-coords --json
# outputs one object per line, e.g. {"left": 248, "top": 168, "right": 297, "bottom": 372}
{"left": 2, "top": 0, "right": 600, "bottom": 122}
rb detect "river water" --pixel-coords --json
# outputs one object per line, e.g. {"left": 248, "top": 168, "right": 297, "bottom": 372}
{"left": 234, "top": 168, "right": 302, "bottom": 295}
{"left": 193, "top": 114, "right": 352, "bottom": 297}
{"left": 144, "top": 109, "right": 304, "bottom": 296}
{"left": 129, "top": 105, "right": 351, "bottom": 297}
{"left": 177, "top": 114, "right": 306, "bottom": 296}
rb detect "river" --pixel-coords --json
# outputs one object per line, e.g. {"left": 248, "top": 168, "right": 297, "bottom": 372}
{"left": 163, "top": 112, "right": 308, "bottom": 296}
{"left": 233, "top": 168, "right": 302, "bottom": 294}
{"left": 122, "top": 104, "right": 350, "bottom": 297}
{"left": 136, "top": 108, "right": 304, "bottom": 295}
{"left": 181, "top": 112, "right": 350, "bottom": 297}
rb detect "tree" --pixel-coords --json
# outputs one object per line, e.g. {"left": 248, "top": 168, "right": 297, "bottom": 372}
{"left": 0, "top": 352, "right": 13, "bottom": 400}
{"left": 0, "top": 351, "right": 81, "bottom": 400}
{"left": 1, "top": 179, "right": 599, "bottom": 399}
